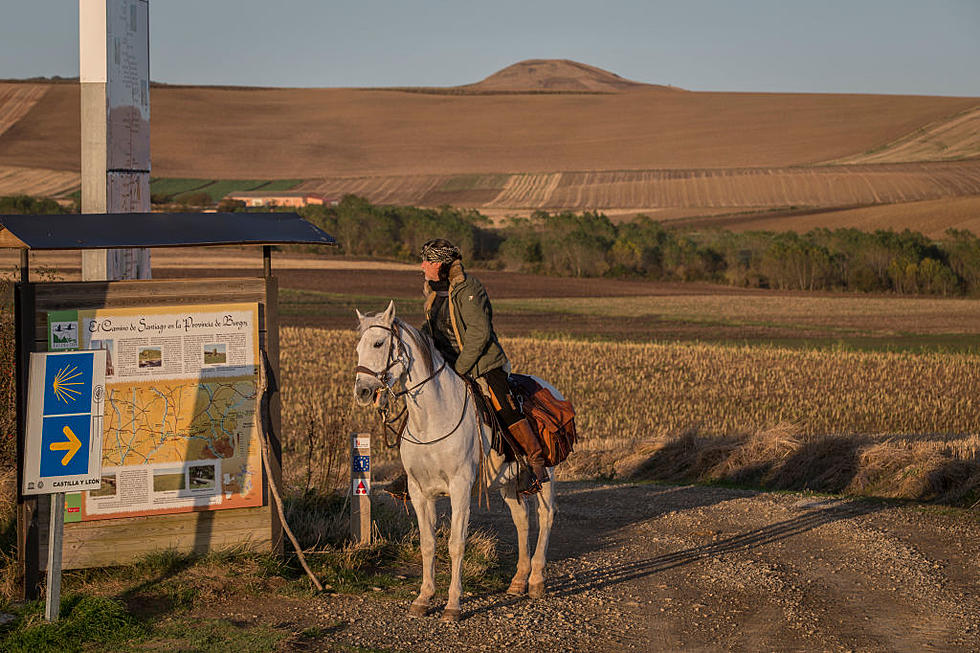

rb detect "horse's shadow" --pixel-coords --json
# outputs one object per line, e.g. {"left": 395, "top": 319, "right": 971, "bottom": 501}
{"left": 459, "top": 482, "right": 883, "bottom": 607}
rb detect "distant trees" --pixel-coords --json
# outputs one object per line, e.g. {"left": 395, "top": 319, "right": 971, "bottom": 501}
{"left": 0, "top": 195, "right": 68, "bottom": 215}
{"left": 253, "top": 194, "right": 980, "bottom": 297}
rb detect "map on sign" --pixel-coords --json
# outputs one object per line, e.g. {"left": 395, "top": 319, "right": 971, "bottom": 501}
{"left": 22, "top": 350, "right": 106, "bottom": 496}
{"left": 48, "top": 304, "right": 263, "bottom": 521}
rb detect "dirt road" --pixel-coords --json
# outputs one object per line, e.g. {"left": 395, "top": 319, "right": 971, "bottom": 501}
{"left": 206, "top": 482, "right": 979, "bottom": 651}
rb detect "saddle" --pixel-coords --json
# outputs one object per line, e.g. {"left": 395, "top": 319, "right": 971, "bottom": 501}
{"left": 467, "top": 373, "right": 577, "bottom": 467}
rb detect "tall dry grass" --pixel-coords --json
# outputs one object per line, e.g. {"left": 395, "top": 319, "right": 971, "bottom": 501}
{"left": 279, "top": 328, "right": 980, "bottom": 503}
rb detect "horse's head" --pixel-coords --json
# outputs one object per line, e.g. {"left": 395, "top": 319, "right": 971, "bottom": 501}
{"left": 353, "top": 301, "right": 405, "bottom": 408}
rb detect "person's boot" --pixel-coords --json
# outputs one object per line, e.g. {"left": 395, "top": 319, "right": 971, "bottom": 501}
{"left": 508, "top": 418, "right": 549, "bottom": 494}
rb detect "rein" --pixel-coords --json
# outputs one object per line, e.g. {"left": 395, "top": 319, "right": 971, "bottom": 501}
{"left": 355, "top": 321, "right": 461, "bottom": 448}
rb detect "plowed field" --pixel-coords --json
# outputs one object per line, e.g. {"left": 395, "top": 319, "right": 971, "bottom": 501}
{"left": 1, "top": 82, "right": 976, "bottom": 176}
{"left": 1, "top": 79, "right": 978, "bottom": 234}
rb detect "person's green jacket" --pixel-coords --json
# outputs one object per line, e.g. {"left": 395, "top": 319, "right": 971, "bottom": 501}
{"left": 422, "top": 260, "right": 508, "bottom": 378}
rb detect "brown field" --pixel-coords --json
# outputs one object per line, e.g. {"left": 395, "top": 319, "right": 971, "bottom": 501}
{"left": 832, "top": 105, "right": 980, "bottom": 164}
{"left": 298, "top": 163, "right": 980, "bottom": 217}
{"left": 0, "top": 84, "right": 47, "bottom": 137}
{"left": 0, "top": 164, "right": 79, "bottom": 197}
{"left": 1, "top": 60, "right": 978, "bottom": 232}
{"left": 2, "top": 80, "right": 975, "bottom": 177}
{"left": 669, "top": 195, "right": 980, "bottom": 236}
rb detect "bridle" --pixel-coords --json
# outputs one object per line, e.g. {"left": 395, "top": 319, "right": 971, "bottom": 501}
{"left": 355, "top": 320, "right": 465, "bottom": 448}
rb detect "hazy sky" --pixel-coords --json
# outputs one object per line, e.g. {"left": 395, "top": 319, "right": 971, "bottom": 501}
{"left": 1, "top": 0, "right": 978, "bottom": 96}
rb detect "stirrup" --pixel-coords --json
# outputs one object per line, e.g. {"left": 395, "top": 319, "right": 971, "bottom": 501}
{"left": 520, "top": 477, "right": 543, "bottom": 496}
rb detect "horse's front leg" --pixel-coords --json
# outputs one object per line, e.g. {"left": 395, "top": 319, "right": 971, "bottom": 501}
{"left": 408, "top": 479, "right": 437, "bottom": 617}
{"left": 500, "top": 481, "right": 531, "bottom": 595}
{"left": 441, "top": 477, "right": 472, "bottom": 622}
{"left": 528, "top": 470, "right": 556, "bottom": 598}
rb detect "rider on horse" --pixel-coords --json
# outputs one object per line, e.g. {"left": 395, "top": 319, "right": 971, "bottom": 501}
{"left": 419, "top": 238, "right": 549, "bottom": 495}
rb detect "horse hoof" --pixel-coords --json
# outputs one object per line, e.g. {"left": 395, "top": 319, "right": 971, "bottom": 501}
{"left": 408, "top": 602, "right": 429, "bottom": 618}
{"left": 440, "top": 608, "right": 461, "bottom": 622}
{"left": 506, "top": 581, "right": 526, "bottom": 596}
{"left": 528, "top": 582, "right": 546, "bottom": 598}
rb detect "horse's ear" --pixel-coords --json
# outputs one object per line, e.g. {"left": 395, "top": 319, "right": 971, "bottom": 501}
{"left": 355, "top": 308, "right": 365, "bottom": 322}
{"left": 381, "top": 300, "right": 396, "bottom": 324}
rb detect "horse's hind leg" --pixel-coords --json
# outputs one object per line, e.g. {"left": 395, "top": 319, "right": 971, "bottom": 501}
{"left": 500, "top": 482, "right": 531, "bottom": 595}
{"left": 408, "top": 481, "right": 436, "bottom": 617}
{"left": 442, "top": 478, "right": 472, "bottom": 622}
{"left": 528, "top": 471, "right": 556, "bottom": 598}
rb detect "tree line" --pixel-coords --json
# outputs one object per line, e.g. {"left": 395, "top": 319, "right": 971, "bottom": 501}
{"left": 298, "top": 196, "right": 980, "bottom": 297}
{"left": 3, "top": 193, "right": 978, "bottom": 296}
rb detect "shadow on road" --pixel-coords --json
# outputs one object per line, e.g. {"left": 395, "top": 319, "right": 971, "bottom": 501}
{"left": 546, "top": 497, "right": 883, "bottom": 598}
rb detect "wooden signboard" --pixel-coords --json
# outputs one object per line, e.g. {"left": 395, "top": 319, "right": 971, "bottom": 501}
{"left": 16, "top": 277, "right": 283, "bottom": 594}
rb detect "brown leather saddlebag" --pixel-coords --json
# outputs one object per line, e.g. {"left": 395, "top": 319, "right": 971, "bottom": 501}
{"left": 509, "top": 374, "right": 576, "bottom": 467}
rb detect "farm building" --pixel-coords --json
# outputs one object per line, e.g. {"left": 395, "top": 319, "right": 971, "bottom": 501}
{"left": 224, "top": 191, "right": 336, "bottom": 208}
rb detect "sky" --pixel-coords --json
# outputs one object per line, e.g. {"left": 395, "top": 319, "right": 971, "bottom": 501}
{"left": 1, "top": 0, "right": 978, "bottom": 96}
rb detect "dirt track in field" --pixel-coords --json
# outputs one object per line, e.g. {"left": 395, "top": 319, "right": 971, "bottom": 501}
{"left": 195, "top": 482, "right": 980, "bottom": 651}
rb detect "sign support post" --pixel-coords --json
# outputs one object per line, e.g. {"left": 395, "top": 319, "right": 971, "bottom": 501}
{"left": 350, "top": 433, "right": 371, "bottom": 545}
{"left": 44, "top": 492, "right": 65, "bottom": 621}
{"left": 80, "top": 0, "right": 152, "bottom": 280}
{"left": 22, "top": 350, "right": 106, "bottom": 616}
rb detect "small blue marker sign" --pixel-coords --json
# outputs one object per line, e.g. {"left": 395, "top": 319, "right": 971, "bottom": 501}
{"left": 23, "top": 350, "right": 106, "bottom": 496}
{"left": 352, "top": 455, "right": 370, "bottom": 473}
{"left": 43, "top": 353, "right": 94, "bottom": 416}
{"left": 40, "top": 415, "right": 91, "bottom": 477}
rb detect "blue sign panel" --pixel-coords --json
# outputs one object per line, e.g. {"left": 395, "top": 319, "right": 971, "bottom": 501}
{"left": 40, "top": 414, "right": 91, "bottom": 477}
{"left": 43, "top": 352, "right": 94, "bottom": 416}
{"left": 352, "top": 455, "right": 370, "bottom": 473}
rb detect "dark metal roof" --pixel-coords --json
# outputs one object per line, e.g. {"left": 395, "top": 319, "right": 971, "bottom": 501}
{"left": 0, "top": 212, "right": 336, "bottom": 250}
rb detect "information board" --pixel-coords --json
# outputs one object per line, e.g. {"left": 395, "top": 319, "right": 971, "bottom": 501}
{"left": 47, "top": 303, "right": 264, "bottom": 521}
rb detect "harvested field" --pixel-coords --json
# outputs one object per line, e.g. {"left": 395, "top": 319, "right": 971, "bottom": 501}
{"left": 669, "top": 195, "right": 980, "bottom": 237}
{"left": 0, "top": 164, "right": 79, "bottom": 197}
{"left": 490, "top": 163, "right": 980, "bottom": 209}
{"left": 832, "top": 105, "right": 980, "bottom": 164}
{"left": 0, "top": 83, "right": 47, "bottom": 138}
{"left": 299, "top": 162, "right": 980, "bottom": 217}
{"left": 280, "top": 328, "right": 980, "bottom": 489}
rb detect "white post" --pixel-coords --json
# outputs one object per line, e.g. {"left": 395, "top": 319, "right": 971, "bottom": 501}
{"left": 44, "top": 493, "right": 65, "bottom": 621}
{"left": 80, "top": 0, "right": 151, "bottom": 281}
{"left": 351, "top": 433, "right": 371, "bottom": 545}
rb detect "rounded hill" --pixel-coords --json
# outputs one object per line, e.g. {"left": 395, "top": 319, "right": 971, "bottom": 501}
{"left": 462, "top": 59, "right": 668, "bottom": 93}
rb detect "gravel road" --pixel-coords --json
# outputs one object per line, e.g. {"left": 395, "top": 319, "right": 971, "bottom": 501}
{"left": 213, "top": 482, "right": 980, "bottom": 651}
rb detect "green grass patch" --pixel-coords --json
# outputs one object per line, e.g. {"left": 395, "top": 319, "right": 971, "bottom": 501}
{"left": 437, "top": 173, "right": 510, "bottom": 192}
{"left": 149, "top": 178, "right": 303, "bottom": 204}
{"left": 0, "top": 594, "right": 145, "bottom": 653}
{"left": 143, "top": 618, "right": 288, "bottom": 652}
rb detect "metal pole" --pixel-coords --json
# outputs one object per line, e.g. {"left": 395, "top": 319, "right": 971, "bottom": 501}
{"left": 350, "top": 433, "right": 371, "bottom": 545}
{"left": 44, "top": 492, "right": 65, "bottom": 621}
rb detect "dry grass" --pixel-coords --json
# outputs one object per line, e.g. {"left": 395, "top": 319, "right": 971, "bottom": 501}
{"left": 279, "top": 328, "right": 980, "bottom": 504}
{"left": 497, "top": 293, "right": 980, "bottom": 336}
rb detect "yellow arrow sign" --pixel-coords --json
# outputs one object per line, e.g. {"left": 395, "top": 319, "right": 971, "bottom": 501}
{"left": 50, "top": 425, "right": 82, "bottom": 466}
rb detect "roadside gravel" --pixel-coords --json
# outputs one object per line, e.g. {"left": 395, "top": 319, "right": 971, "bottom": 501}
{"left": 203, "top": 481, "right": 980, "bottom": 651}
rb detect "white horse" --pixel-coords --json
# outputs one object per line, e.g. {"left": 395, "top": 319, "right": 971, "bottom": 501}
{"left": 353, "top": 301, "right": 556, "bottom": 622}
